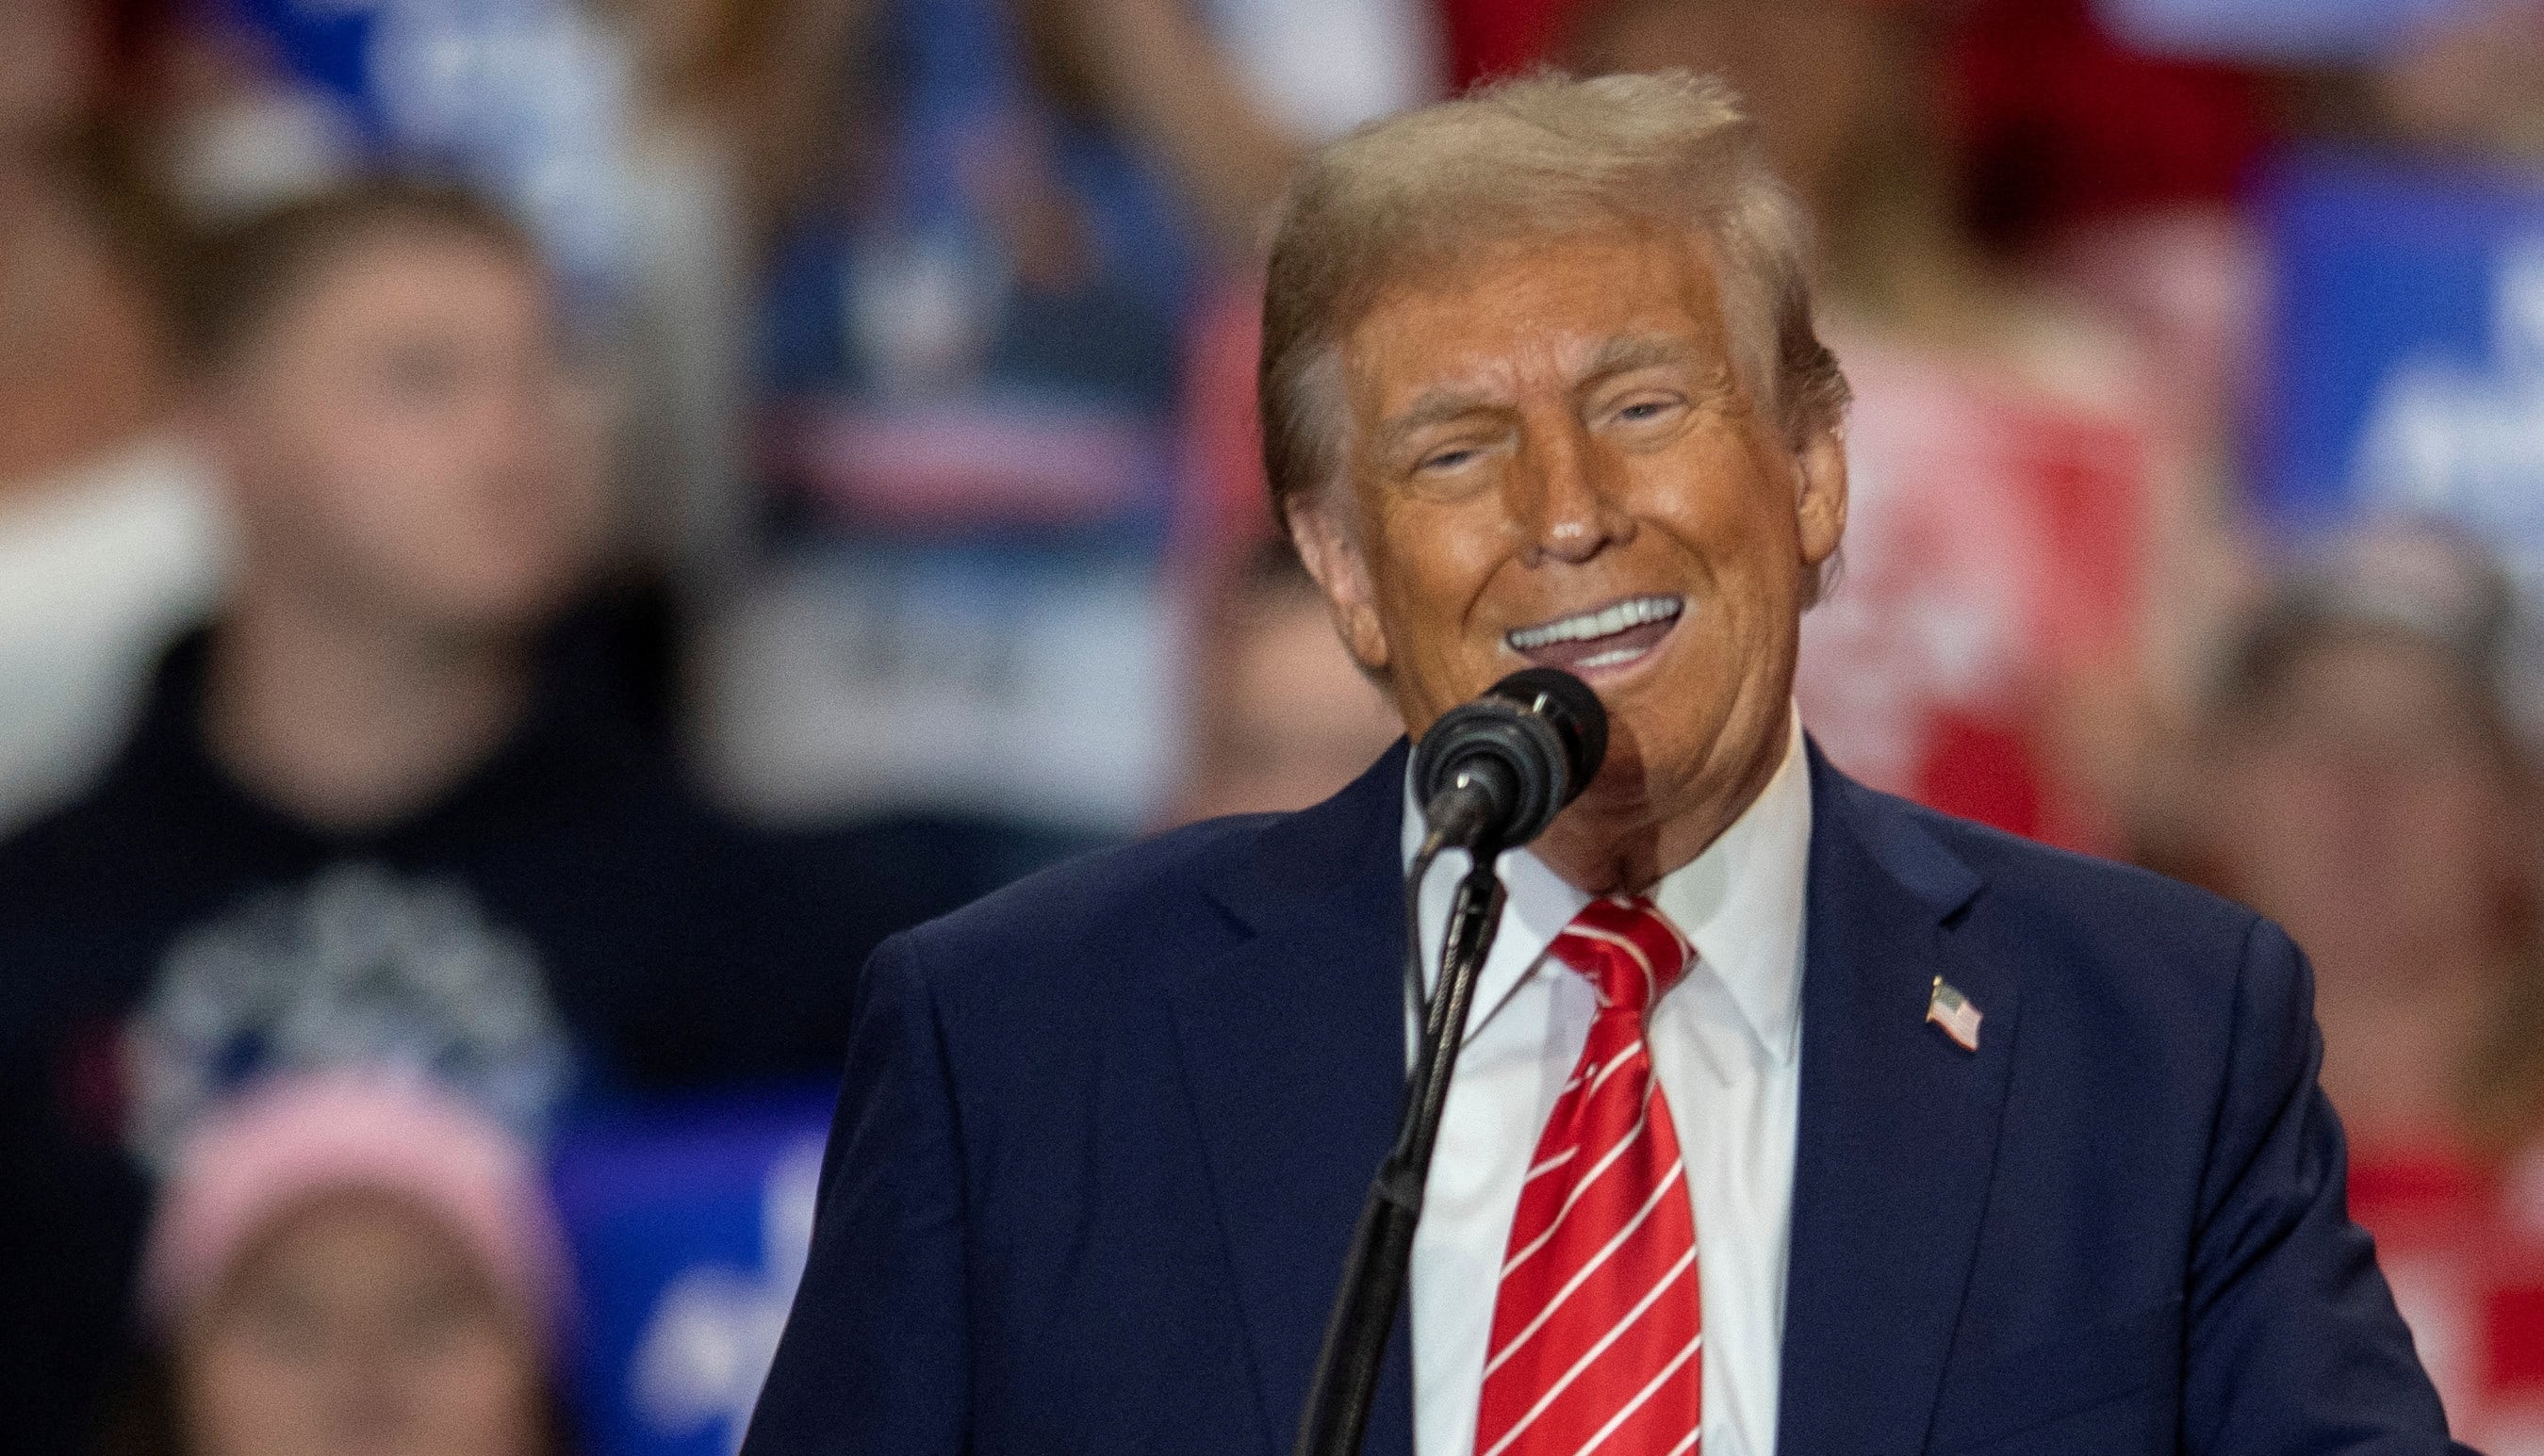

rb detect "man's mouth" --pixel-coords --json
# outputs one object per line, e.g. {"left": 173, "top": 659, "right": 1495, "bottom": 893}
{"left": 1503, "top": 595, "right": 1684, "bottom": 675}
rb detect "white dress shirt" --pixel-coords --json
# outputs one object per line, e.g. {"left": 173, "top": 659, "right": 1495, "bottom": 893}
{"left": 1405, "top": 711, "right": 1812, "bottom": 1456}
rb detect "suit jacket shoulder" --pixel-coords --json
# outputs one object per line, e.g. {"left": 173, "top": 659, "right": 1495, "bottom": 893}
{"left": 1833, "top": 766, "right": 2260, "bottom": 971}
{"left": 748, "top": 748, "right": 1419, "bottom": 1456}
{"left": 878, "top": 735, "right": 1415, "bottom": 1073}
{"left": 1820, "top": 763, "right": 2286, "bottom": 1096}
{"left": 887, "top": 810, "right": 1272, "bottom": 1003}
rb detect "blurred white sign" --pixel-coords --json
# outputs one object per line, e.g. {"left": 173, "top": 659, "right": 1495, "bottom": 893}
{"left": 703, "top": 552, "right": 1182, "bottom": 831}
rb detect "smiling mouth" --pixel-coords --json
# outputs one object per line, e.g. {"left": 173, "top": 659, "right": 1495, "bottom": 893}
{"left": 1504, "top": 595, "right": 1685, "bottom": 675}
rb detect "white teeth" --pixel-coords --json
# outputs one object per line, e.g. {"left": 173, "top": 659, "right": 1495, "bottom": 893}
{"left": 1576, "top": 644, "right": 1649, "bottom": 669}
{"left": 1505, "top": 596, "right": 1684, "bottom": 651}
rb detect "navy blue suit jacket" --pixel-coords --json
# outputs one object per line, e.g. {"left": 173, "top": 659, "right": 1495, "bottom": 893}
{"left": 743, "top": 744, "right": 2465, "bottom": 1455}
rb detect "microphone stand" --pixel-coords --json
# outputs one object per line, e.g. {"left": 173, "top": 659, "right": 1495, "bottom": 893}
{"left": 1293, "top": 831, "right": 1511, "bottom": 1456}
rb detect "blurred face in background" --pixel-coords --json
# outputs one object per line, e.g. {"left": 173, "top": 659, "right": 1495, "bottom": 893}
{"left": 204, "top": 232, "right": 605, "bottom": 644}
{"left": 177, "top": 1190, "right": 547, "bottom": 1456}
{"left": 1296, "top": 224, "right": 1846, "bottom": 883}
{"left": 2205, "top": 630, "right": 2525, "bottom": 980}
{"left": 1175, "top": 579, "right": 1403, "bottom": 824}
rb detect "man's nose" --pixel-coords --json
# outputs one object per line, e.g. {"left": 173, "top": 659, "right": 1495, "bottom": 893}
{"left": 1512, "top": 422, "right": 1631, "bottom": 568}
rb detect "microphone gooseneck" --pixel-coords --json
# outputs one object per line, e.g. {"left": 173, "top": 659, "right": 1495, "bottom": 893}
{"left": 1412, "top": 667, "right": 1609, "bottom": 851}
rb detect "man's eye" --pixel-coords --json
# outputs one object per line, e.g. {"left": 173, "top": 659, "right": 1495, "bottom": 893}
{"left": 1419, "top": 447, "right": 1477, "bottom": 472}
{"left": 1614, "top": 398, "right": 1678, "bottom": 423}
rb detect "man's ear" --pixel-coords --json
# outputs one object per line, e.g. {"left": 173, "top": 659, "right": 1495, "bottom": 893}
{"left": 1287, "top": 494, "right": 1393, "bottom": 678}
{"left": 1794, "top": 427, "right": 1848, "bottom": 575}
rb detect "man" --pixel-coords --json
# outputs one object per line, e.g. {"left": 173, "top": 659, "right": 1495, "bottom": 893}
{"left": 744, "top": 74, "right": 2459, "bottom": 1456}
{"left": 0, "top": 179, "right": 979, "bottom": 1450}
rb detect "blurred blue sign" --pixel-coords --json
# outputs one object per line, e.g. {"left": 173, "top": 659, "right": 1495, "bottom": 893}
{"left": 2098, "top": 0, "right": 2471, "bottom": 60}
{"left": 550, "top": 1086, "right": 837, "bottom": 1456}
{"left": 2257, "top": 153, "right": 2544, "bottom": 578}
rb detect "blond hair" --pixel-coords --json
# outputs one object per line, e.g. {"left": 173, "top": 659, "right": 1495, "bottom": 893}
{"left": 1257, "top": 70, "right": 1849, "bottom": 532}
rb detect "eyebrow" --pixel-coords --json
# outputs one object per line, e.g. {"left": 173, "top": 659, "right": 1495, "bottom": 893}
{"left": 1576, "top": 333, "right": 1704, "bottom": 388}
{"left": 1374, "top": 387, "right": 1500, "bottom": 453}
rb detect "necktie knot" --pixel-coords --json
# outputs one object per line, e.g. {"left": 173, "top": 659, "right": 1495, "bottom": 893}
{"left": 1548, "top": 895, "right": 1691, "bottom": 1017}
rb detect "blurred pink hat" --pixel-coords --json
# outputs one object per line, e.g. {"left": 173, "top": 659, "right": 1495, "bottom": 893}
{"left": 137, "top": 1071, "right": 572, "bottom": 1350}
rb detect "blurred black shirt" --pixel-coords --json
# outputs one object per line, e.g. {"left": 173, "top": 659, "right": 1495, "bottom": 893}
{"left": 0, "top": 622, "right": 1071, "bottom": 1452}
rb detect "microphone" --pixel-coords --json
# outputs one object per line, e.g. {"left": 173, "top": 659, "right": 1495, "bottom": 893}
{"left": 1412, "top": 668, "right": 1609, "bottom": 851}
{"left": 1292, "top": 668, "right": 1606, "bottom": 1456}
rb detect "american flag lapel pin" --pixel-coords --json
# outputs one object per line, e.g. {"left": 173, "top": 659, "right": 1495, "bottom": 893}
{"left": 1927, "top": 975, "right": 1982, "bottom": 1053}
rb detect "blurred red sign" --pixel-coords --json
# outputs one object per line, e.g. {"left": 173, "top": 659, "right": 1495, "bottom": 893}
{"left": 2354, "top": 1152, "right": 2544, "bottom": 1452}
{"left": 1797, "top": 327, "right": 2149, "bottom": 851}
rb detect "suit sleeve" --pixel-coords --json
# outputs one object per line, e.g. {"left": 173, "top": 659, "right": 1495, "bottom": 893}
{"left": 2182, "top": 917, "right": 2472, "bottom": 1455}
{"left": 741, "top": 933, "right": 972, "bottom": 1456}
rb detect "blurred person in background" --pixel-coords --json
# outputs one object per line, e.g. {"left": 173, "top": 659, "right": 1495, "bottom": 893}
{"left": 747, "top": 0, "right": 1437, "bottom": 444}
{"left": 2144, "top": 526, "right": 2544, "bottom": 1166}
{"left": 1166, "top": 540, "right": 1402, "bottom": 825}
{"left": 0, "top": 0, "right": 227, "bottom": 831}
{"left": 115, "top": 0, "right": 878, "bottom": 602}
{"left": 2136, "top": 525, "right": 2544, "bottom": 1441}
{"left": 0, "top": 177, "right": 952, "bottom": 1452}
{"left": 94, "top": 1073, "right": 574, "bottom": 1456}
{"left": 2363, "top": 0, "right": 2544, "bottom": 162}
{"left": 722, "top": 0, "right": 1438, "bottom": 835}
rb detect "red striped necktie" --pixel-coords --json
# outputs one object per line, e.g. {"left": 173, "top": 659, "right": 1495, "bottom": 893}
{"left": 1472, "top": 895, "right": 1701, "bottom": 1456}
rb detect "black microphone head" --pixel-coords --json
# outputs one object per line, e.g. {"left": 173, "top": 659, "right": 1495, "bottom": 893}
{"left": 1482, "top": 667, "right": 1608, "bottom": 793}
{"left": 1412, "top": 668, "right": 1609, "bottom": 848}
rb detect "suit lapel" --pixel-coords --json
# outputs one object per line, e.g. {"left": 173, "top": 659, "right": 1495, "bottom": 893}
{"left": 1778, "top": 749, "right": 2014, "bottom": 1456}
{"left": 1165, "top": 744, "right": 1420, "bottom": 1456}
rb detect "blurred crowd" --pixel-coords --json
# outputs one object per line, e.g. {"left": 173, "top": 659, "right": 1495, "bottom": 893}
{"left": 6, "top": 0, "right": 2544, "bottom": 1450}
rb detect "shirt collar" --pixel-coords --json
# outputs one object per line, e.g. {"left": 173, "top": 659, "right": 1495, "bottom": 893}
{"left": 1403, "top": 707, "right": 1812, "bottom": 1064}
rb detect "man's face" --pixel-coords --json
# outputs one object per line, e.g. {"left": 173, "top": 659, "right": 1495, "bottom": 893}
{"left": 210, "top": 234, "right": 604, "bottom": 640}
{"left": 1293, "top": 224, "right": 1845, "bottom": 851}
